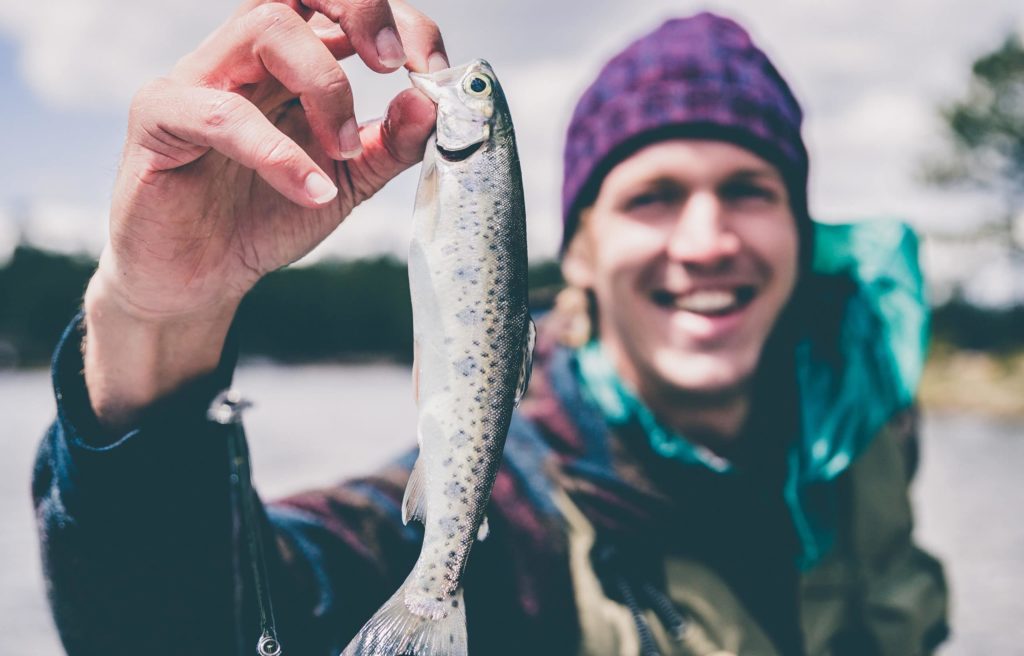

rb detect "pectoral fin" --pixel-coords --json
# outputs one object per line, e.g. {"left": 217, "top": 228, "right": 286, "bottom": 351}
{"left": 402, "top": 457, "right": 428, "bottom": 525}
{"left": 513, "top": 318, "right": 537, "bottom": 407}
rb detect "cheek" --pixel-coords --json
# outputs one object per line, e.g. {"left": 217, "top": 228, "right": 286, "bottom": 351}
{"left": 591, "top": 219, "right": 667, "bottom": 285}
{"left": 740, "top": 218, "right": 799, "bottom": 286}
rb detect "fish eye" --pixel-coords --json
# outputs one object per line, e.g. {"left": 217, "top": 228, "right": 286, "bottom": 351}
{"left": 463, "top": 74, "right": 493, "bottom": 97}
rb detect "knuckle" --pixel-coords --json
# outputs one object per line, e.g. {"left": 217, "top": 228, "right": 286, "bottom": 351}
{"left": 347, "top": 0, "right": 386, "bottom": 12}
{"left": 408, "top": 13, "right": 440, "bottom": 39}
{"left": 128, "top": 77, "right": 171, "bottom": 126}
{"left": 247, "top": 2, "right": 301, "bottom": 32}
{"left": 202, "top": 93, "right": 246, "bottom": 131}
{"left": 131, "top": 77, "right": 168, "bottom": 110}
{"left": 314, "top": 67, "right": 351, "bottom": 99}
{"left": 255, "top": 138, "right": 299, "bottom": 171}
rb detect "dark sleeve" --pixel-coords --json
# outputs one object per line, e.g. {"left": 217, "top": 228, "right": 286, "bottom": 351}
{"left": 32, "top": 313, "right": 421, "bottom": 656}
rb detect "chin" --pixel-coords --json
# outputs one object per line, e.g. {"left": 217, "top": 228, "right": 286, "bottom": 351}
{"left": 650, "top": 347, "right": 758, "bottom": 398}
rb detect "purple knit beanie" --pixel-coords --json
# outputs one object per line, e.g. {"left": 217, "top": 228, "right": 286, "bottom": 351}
{"left": 561, "top": 12, "right": 812, "bottom": 264}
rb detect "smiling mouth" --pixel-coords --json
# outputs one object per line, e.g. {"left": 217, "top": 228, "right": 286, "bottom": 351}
{"left": 437, "top": 141, "right": 484, "bottom": 162}
{"left": 651, "top": 287, "right": 757, "bottom": 317}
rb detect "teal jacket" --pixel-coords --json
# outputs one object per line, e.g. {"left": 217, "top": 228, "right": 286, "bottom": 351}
{"left": 576, "top": 220, "right": 930, "bottom": 569}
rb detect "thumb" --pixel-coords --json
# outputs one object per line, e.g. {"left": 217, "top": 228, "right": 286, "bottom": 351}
{"left": 345, "top": 88, "right": 436, "bottom": 200}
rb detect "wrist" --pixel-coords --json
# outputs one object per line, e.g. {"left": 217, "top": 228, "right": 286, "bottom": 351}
{"left": 82, "top": 265, "right": 239, "bottom": 430}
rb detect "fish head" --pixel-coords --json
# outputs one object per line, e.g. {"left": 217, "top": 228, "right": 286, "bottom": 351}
{"left": 410, "top": 59, "right": 507, "bottom": 163}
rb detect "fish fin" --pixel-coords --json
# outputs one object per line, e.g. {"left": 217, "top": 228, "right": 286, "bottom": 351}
{"left": 513, "top": 318, "right": 537, "bottom": 407}
{"left": 412, "top": 135, "right": 440, "bottom": 241}
{"left": 476, "top": 515, "right": 489, "bottom": 541}
{"left": 402, "top": 457, "right": 428, "bottom": 526}
{"left": 412, "top": 339, "right": 421, "bottom": 405}
{"left": 342, "top": 577, "right": 467, "bottom": 656}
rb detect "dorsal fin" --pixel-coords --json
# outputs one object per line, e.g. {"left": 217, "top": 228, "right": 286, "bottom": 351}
{"left": 513, "top": 318, "right": 537, "bottom": 407}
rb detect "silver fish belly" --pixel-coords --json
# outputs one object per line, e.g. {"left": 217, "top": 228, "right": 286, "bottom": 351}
{"left": 343, "top": 59, "right": 534, "bottom": 656}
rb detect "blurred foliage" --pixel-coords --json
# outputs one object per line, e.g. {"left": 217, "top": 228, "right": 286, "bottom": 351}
{"left": 0, "top": 246, "right": 94, "bottom": 367}
{"left": 236, "top": 257, "right": 416, "bottom": 363}
{"left": 0, "top": 245, "right": 564, "bottom": 368}
{"left": 923, "top": 31, "right": 1024, "bottom": 295}
{"left": 930, "top": 298, "right": 1024, "bottom": 353}
{"left": 928, "top": 32, "right": 1024, "bottom": 191}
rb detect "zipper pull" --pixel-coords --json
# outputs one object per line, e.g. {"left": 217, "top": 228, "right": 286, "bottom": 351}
{"left": 209, "top": 390, "right": 283, "bottom": 656}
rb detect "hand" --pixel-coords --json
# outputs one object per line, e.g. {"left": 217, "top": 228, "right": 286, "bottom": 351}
{"left": 82, "top": 0, "right": 446, "bottom": 427}
{"left": 101, "top": 0, "right": 446, "bottom": 319}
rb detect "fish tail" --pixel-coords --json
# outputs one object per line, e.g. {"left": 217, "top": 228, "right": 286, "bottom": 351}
{"left": 341, "top": 577, "right": 467, "bottom": 656}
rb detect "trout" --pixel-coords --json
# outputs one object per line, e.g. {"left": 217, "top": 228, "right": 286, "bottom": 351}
{"left": 342, "top": 60, "right": 534, "bottom": 656}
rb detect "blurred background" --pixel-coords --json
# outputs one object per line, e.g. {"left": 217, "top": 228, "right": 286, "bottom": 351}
{"left": 2, "top": 0, "right": 1023, "bottom": 653}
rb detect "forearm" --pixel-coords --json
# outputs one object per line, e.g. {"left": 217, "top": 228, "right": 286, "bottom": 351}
{"left": 82, "top": 262, "right": 238, "bottom": 432}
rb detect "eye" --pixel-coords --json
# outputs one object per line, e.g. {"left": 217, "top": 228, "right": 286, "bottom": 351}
{"left": 720, "top": 181, "right": 777, "bottom": 203}
{"left": 624, "top": 187, "right": 680, "bottom": 211}
{"left": 463, "top": 74, "right": 493, "bottom": 97}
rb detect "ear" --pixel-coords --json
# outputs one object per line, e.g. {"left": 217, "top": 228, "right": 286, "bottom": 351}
{"left": 560, "top": 208, "right": 596, "bottom": 289}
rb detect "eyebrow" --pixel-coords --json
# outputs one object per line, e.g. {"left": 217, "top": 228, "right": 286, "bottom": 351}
{"left": 723, "top": 168, "right": 784, "bottom": 184}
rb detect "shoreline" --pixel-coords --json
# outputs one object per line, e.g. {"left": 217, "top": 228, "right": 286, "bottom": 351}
{"left": 6, "top": 350, "right": 1024, "bottom": 420}
{"left": 920, "top": 349, "right": 1024, "bottom": 418}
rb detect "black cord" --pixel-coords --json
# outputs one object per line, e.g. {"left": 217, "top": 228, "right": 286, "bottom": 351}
{"left": 616, "top": 575, "right": 662, "bottom": 656}
{"left": 640, "top": 582, "right": 689, "bottom": 641}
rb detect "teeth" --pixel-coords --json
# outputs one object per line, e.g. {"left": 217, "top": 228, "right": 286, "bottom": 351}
{"left": 673, "top": 290, "right": 738, "bottom": 313}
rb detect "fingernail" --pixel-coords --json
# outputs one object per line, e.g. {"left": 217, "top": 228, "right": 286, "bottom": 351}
{"left": 427, "top": 53, "right": 449, "bottom": 73}
{"left": 305, "top": 172, "right": 338, "bottom": 204}
{"left": 375, "top": 26, "right": 407, "bottom": 68}
{"left": 339, "top": 118, "right": 362, "bottom": 159}
{"left": 312, "top": 24, "right": 342, "bottom": 39}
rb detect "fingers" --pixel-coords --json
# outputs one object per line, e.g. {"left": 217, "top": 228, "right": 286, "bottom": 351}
{"left": 137, "top": 82, "right": 339, "bottom": 208}
{"left": 160, "top": 0, "right": 448, "bottom": 199}
{"left": 305, "top": 1, "right": 448, "bottom": 73}
{"left": 389, "top": 0, "right": 447, "bottom": 72}
{"left": 179, "top": 3, "right": 363, "bottom": 161}
{"left": 245, "top": 4, "right": 362, "bottom": 159}
{"left": 345, "top": 88, "right": 436, "bottom": 198}
{"left": 301, "top": 0, "right": 406, "bottom": 72}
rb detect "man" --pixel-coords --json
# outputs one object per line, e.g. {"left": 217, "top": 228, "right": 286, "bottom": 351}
{"left": 33, "top": 2, "right": 948, "bottom": 654}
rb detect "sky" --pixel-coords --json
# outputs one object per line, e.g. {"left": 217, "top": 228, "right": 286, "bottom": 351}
{"left": 0, "top": 0, "right": 1022, "bottom": 304}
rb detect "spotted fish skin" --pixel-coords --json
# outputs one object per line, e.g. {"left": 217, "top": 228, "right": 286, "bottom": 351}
{"left": 342, "top": 60, "right": 533, "bottom": 656}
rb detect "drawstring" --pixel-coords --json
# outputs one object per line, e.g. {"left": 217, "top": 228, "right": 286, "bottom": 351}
{"left": 640, "top": 582, "right": 689, "bottom": 641}
{"left": 594, "top": 542, "right": 693, "bottom": 655}
{"left": 210, "top": 390, "right": 283, "bottom": 656}
{"left": 615, "top": 574, "right": 662, "bottom": 656}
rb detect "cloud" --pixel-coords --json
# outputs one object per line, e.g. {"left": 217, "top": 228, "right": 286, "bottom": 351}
{"left": 0, "top": 205, "right": 17, "bottom": 265}
{"left": 0, "top": 0, "right": 222, "bottom": 110}
{"left": 14, "top": 197, "right": 108, "bottom": 255}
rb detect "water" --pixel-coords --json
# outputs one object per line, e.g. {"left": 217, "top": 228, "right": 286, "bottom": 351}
{"left": 2, "top": 365, "right": 1021, "bottom": 654}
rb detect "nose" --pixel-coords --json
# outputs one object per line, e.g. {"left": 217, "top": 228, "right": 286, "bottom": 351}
{"left": 665, "top": 192, "right": 741, "bottom": 267}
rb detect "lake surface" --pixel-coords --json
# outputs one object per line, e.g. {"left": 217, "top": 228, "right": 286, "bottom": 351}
{"left": 2, "top": 364, "right": 1021, "bottom": 654}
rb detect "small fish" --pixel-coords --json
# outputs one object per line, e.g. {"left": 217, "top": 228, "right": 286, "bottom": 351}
{"left": 342, "top": 60, "right": 535, "bottom": 656}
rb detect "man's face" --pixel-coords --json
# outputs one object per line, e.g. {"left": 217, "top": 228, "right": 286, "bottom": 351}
{"left": 562, "top": 140, "right": 799, "bottom": 401}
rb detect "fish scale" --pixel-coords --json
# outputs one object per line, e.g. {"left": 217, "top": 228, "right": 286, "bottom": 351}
{"left": 343, "top": 59, "right": 534, "bottom": 656}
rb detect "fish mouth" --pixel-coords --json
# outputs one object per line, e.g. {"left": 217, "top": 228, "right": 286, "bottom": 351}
{"left": 437, "top": 140, "right": 484, "bottom": 162}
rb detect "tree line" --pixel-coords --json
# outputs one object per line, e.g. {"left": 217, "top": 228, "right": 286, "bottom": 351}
{"left": 0, "top": 246, "right": 565, "bottom": 368}
{"left": 0, "top": 244, "right": 1020, "bottom": 369}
